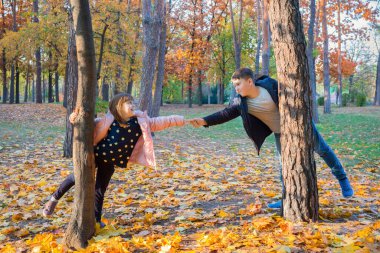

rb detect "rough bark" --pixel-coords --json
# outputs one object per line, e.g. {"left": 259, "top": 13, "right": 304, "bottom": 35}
{"left": 64, "top": 0, "right": 97, "bottom": 249}
{"left": 268, "top": 0, "right": 318, "bottom": 222}
{"left": 55, "top": 71, "right": 60, "bottom": 103}
{"left": 33, "top": 0, "right": 42, "bottom": 103}
{"left": 63, "top": 8, "right": 78, "bottom": 158}
{"left": 307, "top": 0, "right": 318, "bottom": 123}
{"left": 151, "top": 3, "right": 167, "bottom": 117}
{"left": 139, "top": 0, "right": 164, "bottom": 111}
{"left": 337, "top": 0, "right": 342, "bottom": 106}
{"left": 262, "top": 0, "right": 270, "bottom": 75}
{"left": 229, "top": 0, "right": 242, "bottom": 102}
{"left": 374, "top": 51, "right": 380, "bottom": 106}
{"left": 9, "top": 65, "right": 14, "bottom": 104}
{"left": 321, "top": 0, "right": 331, "bottom": 113}
{"left": 15, "top": 62, "right": 19, "bottom": 103}
{"left": 255, "top": 0, "right": 262, "bottom": 75}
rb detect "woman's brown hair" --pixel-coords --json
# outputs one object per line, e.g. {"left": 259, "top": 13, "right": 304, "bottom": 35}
{"left": 108, "top": 93, "right": 134, "bottom": 123}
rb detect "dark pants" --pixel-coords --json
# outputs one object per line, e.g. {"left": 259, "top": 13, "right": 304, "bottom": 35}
{"left": 52, "top": 159, "right": 115, "bottom": 222}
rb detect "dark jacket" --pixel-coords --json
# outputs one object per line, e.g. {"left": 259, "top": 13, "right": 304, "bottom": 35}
{"left": 203, "top": 75, "right": 279, "bottom": 154}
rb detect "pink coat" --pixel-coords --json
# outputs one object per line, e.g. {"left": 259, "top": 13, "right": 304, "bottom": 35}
{"left": 93, "top": 111, "right": 185, "bottom": 168}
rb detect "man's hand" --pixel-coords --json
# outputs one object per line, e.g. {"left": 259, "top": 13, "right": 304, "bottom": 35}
{"left": 189, "top": 118, "right": 207, "bottom": 128}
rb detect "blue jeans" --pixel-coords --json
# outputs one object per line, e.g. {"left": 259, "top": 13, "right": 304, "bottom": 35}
{"left": 274, "top": 122, "right": 347, "bottom": 189}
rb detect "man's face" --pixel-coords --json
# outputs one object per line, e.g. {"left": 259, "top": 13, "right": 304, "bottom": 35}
{"left": 232, "top": 78, "right": 253, "bottom": 97}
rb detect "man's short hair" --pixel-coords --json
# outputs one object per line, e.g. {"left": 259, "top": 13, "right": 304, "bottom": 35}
{"left": 231, "top": 68, "right": 255, "bottom": 80}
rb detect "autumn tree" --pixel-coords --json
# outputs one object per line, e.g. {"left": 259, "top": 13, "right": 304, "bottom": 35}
{"left": 64, "top": 0, "right": 97, "bottom": 249}
{"left": 269, "top": 0, "right": 318, "bottom": 221}
{"left": 261, "top": 0, "right": 270, "bottom": 75}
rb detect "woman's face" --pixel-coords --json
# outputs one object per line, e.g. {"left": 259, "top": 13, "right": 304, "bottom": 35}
{"left": 120, "top": 102, "right": 135, "bottom": 119}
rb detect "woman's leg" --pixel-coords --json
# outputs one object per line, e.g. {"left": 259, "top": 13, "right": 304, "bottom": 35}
{"left": 94, "top": 160, "right": 115, "bottom": 222}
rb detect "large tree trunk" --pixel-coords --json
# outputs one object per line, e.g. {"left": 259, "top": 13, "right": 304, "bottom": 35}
{"left": 229, "top": 0, "right": 242, "bottom": 102}
{"left": 262, "top": 0, "right": 270, "bottom": 75}
{"left": 151, "top": 4, "right": 167, "bottom": 117}
{"left": 15, "top": 62, "right": 19, "bottom": 103}
{"left": 374, "top": 51, "right": 380, "bottom": 106}
{"left": 321, "top": 0, "right": 331, "bottom": 113}
{"left": 64, "top": 0, "right": 97, "bottom": 249}
{"left": 307, "top": 0, "right": 318, "bottom": 123}
{"left": 139, "top": 0, "right": 164, "bottom": 112}
{"left": 336, "top": 0, "right": 342, "bottom": 106}
{"left": 33, "top": 0, "right": 42, "bottom": 103}
{"left": 63, "top": 8, "right": 78, "bottom": 158}
{"left": 269, "top": 0, "right": 318, "bottom": 222}
{"left": 255, "top": 0, "right": 262, "bottom": 75}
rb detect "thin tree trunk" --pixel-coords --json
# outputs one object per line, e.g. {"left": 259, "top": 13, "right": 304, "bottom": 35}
{"left": 321, "top": 0, "right": 331, "bottom": 113}
{"left": 32, "top": 77, "right": 35, "bottom": 102}
{"left": 15, "top": 62, "right": 19, "bottom": 104}
{"left": 96, "top": 24, "right": 108, "bottom": 81}
{"left": 151, "top": 3, "right": 167, "bottom": 117}
{"left": 139, "top": 0, "right": 164, "bottom": 112}
{"left": 9, "top": 64, "right": 14, "bottom": 104}
{"left": 48, "top": 55, "right": 54, "bottom": 103}
{"left": 337, "top": 0, "right": 342, "bottom": 106}
{"left": 374, "top": 51, "right": 380, "bottom": 106}
{"left": 229, "top": 0, "right": 242, "bottom": 102}
{"left": 24, "top": 68, "right": 29, "bottom": 102}
{"left": 55, "top": 70, "right": 59, "bottom": 103}
{"left": 64, "top": 0, "right": 97, "bottom": 249}
{"left": 262, "top": 0, "right": 270, "bottom": 75}
{"left": 269, "top": 0, "right": 318, "bottom": 222}
{"left": 255, "top": 0, "right": 262, "bottom": 75}
{"left": 101, "top": 76, "right": 109, "bottom": 101}
{"left": 198, "top": 71, "right": 203, "bottom": 106}
{"left": 307, "top": 0, "right": 319, "bottom": 122}
{"left": 1, "top": 49, "right": 6, "bottom": 104}
{"left": 33, "top": 0, "right": 42, "bottom": 103}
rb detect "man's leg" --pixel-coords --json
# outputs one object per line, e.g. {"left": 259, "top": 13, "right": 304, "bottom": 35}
{"left": 94, "top": 160, "right": 115, "bottom": 223}
{"left": 267, "top": 133, "right": 283, "bottom": 208}
{"left": 312, "top": 122, "right": 353, "bottom": 197}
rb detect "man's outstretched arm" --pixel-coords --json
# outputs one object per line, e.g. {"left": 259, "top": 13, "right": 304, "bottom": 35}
{"left": 189, "top": 104, "right": 241, "bottom": 128}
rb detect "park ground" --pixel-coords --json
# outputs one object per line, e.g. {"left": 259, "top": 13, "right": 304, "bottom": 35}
{"left": 0, "top": 103, "right": 379, "bottom": 252}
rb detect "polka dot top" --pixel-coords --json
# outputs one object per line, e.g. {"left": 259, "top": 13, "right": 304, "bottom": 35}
{"left": 94, "top": 118, "right": 142, "bottom": 167}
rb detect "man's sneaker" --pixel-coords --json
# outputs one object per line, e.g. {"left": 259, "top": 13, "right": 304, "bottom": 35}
{"left": 97, "top": 221, "right": 106, "bottom": 228}
{"left": 43, "top": 200, "right": 58, "bottom": 217}
{"left": 339, "top": 178, "right": 354, "bottom": 198}
{"left": 267, "top": 200, "right": 282, "bottom": 209}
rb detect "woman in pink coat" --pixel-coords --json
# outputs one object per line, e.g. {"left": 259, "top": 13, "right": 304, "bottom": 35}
{"left": 43, "top": 93, "right": 186, "bottom": 226}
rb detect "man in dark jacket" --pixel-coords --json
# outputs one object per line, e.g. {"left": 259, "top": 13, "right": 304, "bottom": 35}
{"left": 189, "top": 67, "right": 354, "bottom": 208}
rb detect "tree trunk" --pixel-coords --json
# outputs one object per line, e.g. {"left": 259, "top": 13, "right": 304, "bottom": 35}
{"left": 9, "top": 64, "right": 14, "bottom": 104}
{"left": 337, "top": 0, "right": 342, "bottom": 106}
{"left": 229, "top": 0, "right": 242, "bottom": 102}
{"left": 374, "top": 51, "right": 380, "bottom": 106}
{"left": 101, "top": 76, "right": 109, "bottom": 101}
{"left": 15, "top": 62, "right": 19, "bottom": 104}
{"left": 43, "top": 74, "right": 46, "bottom": 103}
{"left": 321, "top": 0, "right": 331, "bottom": 113}
{"left": 139, "top": 0, "right": 164, "bottom": 112}
{"left": 96, "top": 24, "right": 108, "bottom": 81}
{"left": 2, "top": 49, "right": 6, "bottom": 104}
{"left": 63, "top": 7, "right": 78, "bottom": 158}
{"left": 307, "top": 0, "right": 318, "bottom": 123}
{"left": 32, "top": 77, "right": 35, "bottom": 102}
{"left": 24, "top": 68, "right": 29, "bottom": 102}
{"left": 269, "top": 0, "right": 318, "bottom": 222}
{"left": 48, "top": 60, "right": 54, "bottom": 103}
{"left": 64, "top": 0, "right": 97, "bottom": 249}
{"left": 151, "top": 4, "right": 167, "bottom": 117}
{"left": 255, "top": 0, "right": 262, "bottom": 75}
{"left": 33, "top": 0, "right": 42, "bottom": 103}
{"left": 262, "top": 0, "right": 270, "bottom": 75}
{"left": 188, "top": 74, "right": 193, "bottom": 108}
{"left": 55, "top": 71, "right": 59, "bottom": 103}
{"left": 197, "top": 71, "right": 203, "bottom": 106}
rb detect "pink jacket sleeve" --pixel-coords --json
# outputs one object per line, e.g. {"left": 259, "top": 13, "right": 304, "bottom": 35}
{"left": 147, "top": 114, "right": 185, "bottom": 132}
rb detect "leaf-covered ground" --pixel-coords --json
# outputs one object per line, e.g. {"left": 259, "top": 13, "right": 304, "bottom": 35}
{"left": 0, "top": 104, "right": 379, "bottom": 252}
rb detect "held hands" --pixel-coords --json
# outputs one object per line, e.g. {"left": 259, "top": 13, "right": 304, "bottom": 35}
{"left": 186, "top": 118, "right": 207, "bottom": 128}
